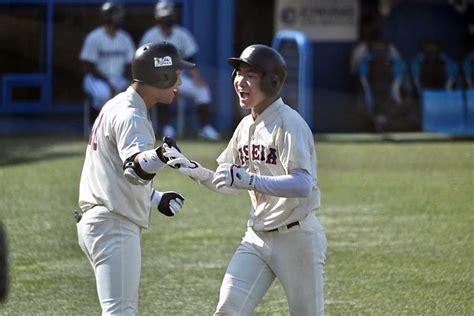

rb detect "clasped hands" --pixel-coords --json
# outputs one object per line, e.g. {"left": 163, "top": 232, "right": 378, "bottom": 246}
{"left": 162, "top": 143, "right": 213, "bottom": 182}
{"left": 162, "top": 144, "right": 256, "bottom": 190}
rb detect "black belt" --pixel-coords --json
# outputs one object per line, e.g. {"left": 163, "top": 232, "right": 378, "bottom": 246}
{"left": 267, "top": 221, "right": 300, "bottom": 232}
{"left": 74, "top": 210, "right": 83, "bottom": 223}
{"left": 74, "top": 204, "right": 103, "bottom": 223}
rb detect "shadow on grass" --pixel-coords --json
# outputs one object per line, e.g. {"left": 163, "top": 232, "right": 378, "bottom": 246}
{"left": 0, "top": 151, "right": 82, "bottom": 167}
{"left": 0, "top": 136, "right": 84, "bottom": 167}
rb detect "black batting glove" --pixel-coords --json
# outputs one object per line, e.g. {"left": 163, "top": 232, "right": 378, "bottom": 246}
{"left": 157, "top": 191, "right": 185, "bottom": 217}
{"left": 157, "top": 136, "right": 182, "bottom": 167}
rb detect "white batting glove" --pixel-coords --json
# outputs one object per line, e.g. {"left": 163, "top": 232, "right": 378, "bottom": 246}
{"left": 212, "top": 163, "right": 256, "bottom": 190}
{"left": 162, "top": 145, "right": 213, "bottom": 182}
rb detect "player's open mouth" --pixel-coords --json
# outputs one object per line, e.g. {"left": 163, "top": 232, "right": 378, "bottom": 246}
{"left": 239, "top": 91, "right": 250, "bottom": 100}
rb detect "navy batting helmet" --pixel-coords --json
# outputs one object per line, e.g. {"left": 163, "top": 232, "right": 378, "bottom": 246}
{"left": 101, "top": 1, "right": 124, "bottom": 23}
{"left": 132, "top": 42, "right": 195, "bottom": 89}
{"left": 228, "top": 44, "right": 287, "bottom": 96}
{"left": 155, "top": 1, "right": 176, "bottom": 20}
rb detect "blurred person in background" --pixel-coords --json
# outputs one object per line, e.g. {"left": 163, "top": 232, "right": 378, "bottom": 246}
{"left": 411, "top": 39, "right": 459, "bottom": 93}
{"left": 462, "top": 31, "right": 474, "bottom": 88}
{"left": 140, "top": 0, "right": 220, "bottom": 140}
{"left": 351, "top": 13, "right": 419, "bottom": 132}
{"left": 80, "top": 1, "right": 136, "bottom": 125}
{"left": 350, "top": 14, "right": 401, "bottom": 75}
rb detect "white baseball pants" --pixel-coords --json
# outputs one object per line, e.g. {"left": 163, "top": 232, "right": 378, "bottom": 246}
{"left": 214, "top": 212, "right": 327, "bottom": 316}
{"left": 178, "top": 74, "right": 212, "bottom": 105}
{"left": 83, "top": 74, "right": 129, "bottom": 110}
{"left": 77, "top": 206, "right": 141, "bottom": 316}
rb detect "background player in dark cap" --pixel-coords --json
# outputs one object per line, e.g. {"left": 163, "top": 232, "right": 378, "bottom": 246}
{"left": 140, "top": 0, "right": 220, "bottom": 140}
{"left": 163, "top": 44, "right": 327, "bottom": 315}
{"left": 80, "top": 1, "right": 136, "bottom": 125}
{"left": 76, "top": 42, "right": 191, "bottom": 315}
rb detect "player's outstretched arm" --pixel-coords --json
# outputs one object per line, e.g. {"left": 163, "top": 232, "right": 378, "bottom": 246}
{"left": 163, "top": 145, "right": 214, "bottom": 182}
{"left": 163, "top": 145, "right": 240, "bottom": 195}
{"left": 212, "top": 163, "right": 313, "bottom": 198}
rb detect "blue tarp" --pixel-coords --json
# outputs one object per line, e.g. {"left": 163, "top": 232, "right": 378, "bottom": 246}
{"left": 422, "top": 90, "right": 466, "bottom": 134}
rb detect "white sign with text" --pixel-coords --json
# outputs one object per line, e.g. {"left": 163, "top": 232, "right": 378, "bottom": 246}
{"left": 275, "top": 0, "right": 359, "bottom": 42}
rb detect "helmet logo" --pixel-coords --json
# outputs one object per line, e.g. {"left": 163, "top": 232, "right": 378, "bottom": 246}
{"left": 154, "top": 56, "right": 173, "bottom": 67}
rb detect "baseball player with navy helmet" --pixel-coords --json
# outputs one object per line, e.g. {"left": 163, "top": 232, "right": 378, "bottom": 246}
{"left": 139, "top": 0, "right": 220, "bottom": 140}
{"left": 163, "top": 44, "right": 327, "bottom": 315}
{"left": 80, "top": 1, "right": 136, "bottom": 124}
{"left": 77, "top": 42, "right": 192, "bottom": 315}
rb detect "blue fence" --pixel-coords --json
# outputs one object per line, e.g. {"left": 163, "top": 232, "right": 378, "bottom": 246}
{"left": 273, "top": 30, "right": 313, "bottom": 128}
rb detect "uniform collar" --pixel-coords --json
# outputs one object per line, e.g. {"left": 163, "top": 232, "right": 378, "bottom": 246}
{"left": 253, "top": 97, "right": 284, "bottom": 124}
{"left": 127, "top": 86, "right": 147, "bottom": 114}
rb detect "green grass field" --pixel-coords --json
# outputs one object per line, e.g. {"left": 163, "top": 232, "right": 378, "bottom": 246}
{"left": 0, "top": 136, "right": 473, "bottom": 315}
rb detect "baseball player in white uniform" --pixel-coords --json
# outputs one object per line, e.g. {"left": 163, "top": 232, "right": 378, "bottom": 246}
{"left": 139, "top": 0, "right": 220, "bottom": 140}
{"left": 77, "top": 42, "right": 194, "bottom": 315}
{"left": 80, "top": 2, "right": 136, "bottom": 123}
{"left": 162, "top": 45, "right": 327, "bottom": 315}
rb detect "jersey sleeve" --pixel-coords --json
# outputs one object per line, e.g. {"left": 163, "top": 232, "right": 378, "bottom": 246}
{"left": 114, "top": 110, "right": 155, "bottom": 162}
{"left": 80, "top": 32, "right": 98, "bottom": 63}
{"left": 277, "top": 112, "right": 315, "bottom": 175}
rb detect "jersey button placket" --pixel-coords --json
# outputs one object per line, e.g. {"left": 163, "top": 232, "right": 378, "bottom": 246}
{"left": 248, "top": 124, "right": 256, "bottom": 169}
{"left": 248, "top": 125, "right": 261, "bottom": 208}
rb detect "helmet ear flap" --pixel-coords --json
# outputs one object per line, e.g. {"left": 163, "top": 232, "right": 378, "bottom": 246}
{"left": 261, "top": 73, "right": 280, "bottom": 96}
{"left": 155, "top": 71, "right": 177, "bottom": 89}
{"left": 231, "top": 69, "right": 281, "bottom": 96}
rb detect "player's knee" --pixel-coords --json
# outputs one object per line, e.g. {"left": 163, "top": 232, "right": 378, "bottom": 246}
{"left": 214, "top": 298, "right": 241, "bottom": 315}
{"left": 287, "top": 290, "right": 324, "bottom": 316}
{"left": 214, "top": 307, "right": 247, "bottom": 316}
{"left": 101, "top": 299, "right": 138, "bottom": 316}
{"left": 214, "top": 293, "right": 254, "bottom": 316}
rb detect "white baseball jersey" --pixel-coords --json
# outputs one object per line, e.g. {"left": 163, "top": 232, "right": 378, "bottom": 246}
{"left": 139, "top": 25, "right": 198, "bottom": 59}
{"left": 80, "top": 26, "right": 135, "bottom": 80}
{"left": 79, "top": 86, "right": 156, "bottom": 228}
{"left": 216, "top": 98, "right": 320, "bottom": 231}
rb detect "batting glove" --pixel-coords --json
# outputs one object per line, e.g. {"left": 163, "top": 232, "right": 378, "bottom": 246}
{"left": 156, "top": 136, "right": 182, "bottom": 168}
{"left": 212, "top": 163, "right": 256, "bottom": 190}
{"left": 152, "top": 190, "right": 185, "bottom": 217}
{"left": 163, "top": 145, "right": 213, "bottom": 182}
